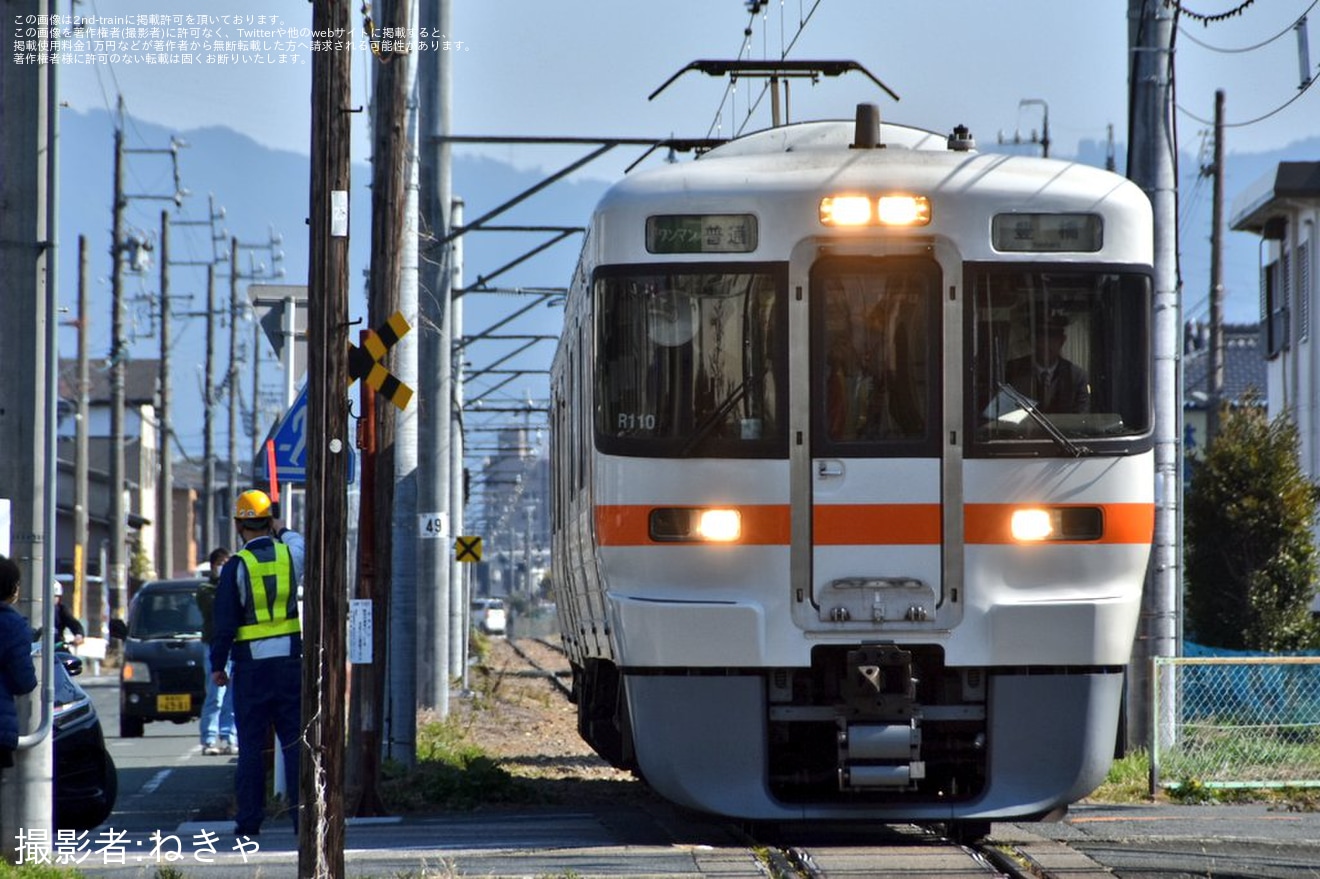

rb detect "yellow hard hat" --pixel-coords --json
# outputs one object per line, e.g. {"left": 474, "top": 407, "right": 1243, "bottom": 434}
{"left": 234, "top": 489, "right": 274, "bottom": 520}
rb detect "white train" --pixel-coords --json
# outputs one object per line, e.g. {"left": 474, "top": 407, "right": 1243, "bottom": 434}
{"left": 550, "top": 106, "right": 1153, "bottom": 836}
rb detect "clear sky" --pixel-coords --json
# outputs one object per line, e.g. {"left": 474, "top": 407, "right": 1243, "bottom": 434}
{"left": 58, "top": 0, "right": 1318, "bottom": 171}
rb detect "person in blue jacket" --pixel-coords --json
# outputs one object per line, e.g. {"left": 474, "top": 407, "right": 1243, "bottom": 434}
{"left": 209, "top": 490, "right": 305, "bottom": 838}
{"left": 1, "top": 554, "right": 39, "bottom": 834}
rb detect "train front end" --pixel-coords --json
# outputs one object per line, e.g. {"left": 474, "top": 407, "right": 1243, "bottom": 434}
{"left": 551, "top": 119, "right": 1154, "bottom": 826}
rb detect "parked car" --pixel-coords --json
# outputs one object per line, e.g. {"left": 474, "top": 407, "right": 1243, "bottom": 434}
{"left": 47, "top": 648, "right": 118, "bottom": 829}
{"left": 471, "top": 597, "right": 508, "bottom": 636}
{"left": 109, "top": 578, "right": 207, "bottom": 738}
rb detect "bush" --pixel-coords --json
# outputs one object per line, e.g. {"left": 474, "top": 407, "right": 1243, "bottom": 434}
{"left": 1185, "top": 405, "right": 1320, "bottom": 652}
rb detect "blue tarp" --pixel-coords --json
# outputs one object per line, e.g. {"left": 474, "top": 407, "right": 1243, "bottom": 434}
{"left": 1179, "top": 642, "right": 1320, "bottom": 724}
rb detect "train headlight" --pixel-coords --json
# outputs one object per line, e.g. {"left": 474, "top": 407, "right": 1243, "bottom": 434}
{"left": 1010, "top": 506, "right": 1105, "bottom": 542}
{"left": 819, "top": 195, "right": 931, "bottom": 227}
{"left": 877, "top": 195, "right": 931, "bottom": 226}
{"left": 1010, "top": 508, "right": 1054, "bottom": 541}
{"left": 819, "top": 196, "right": 872, "bottom": 226}
{"left": 696, "top": 509, "right": 741, "bottom": 542}
{"left": 649, "top": 507, "right": 742, "bottom": 543}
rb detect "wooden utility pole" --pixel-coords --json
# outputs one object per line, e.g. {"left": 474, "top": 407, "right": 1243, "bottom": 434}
{"left": 349, "top": 369, "right": 386, "bottom": 815}
{"left": 357, "top": 0, "right": 415, "bottom": 808}
{"left": 76, "top": 236, "right": 96, "bottom": 633}
{"left": 301, "top": 0, "right": 352, "bottom": 874}
{"left": 158, "top": 211, "right": 174, "bottom": 577}
{"left": 1206, "top": 89, "right": 1226, "bottom": 445}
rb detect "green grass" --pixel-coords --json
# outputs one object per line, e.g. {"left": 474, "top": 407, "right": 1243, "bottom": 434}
{"left": 1087, "top": 748, "right": 1320, "bottom": 810}
{"left": 378, "top": 713, "right": 541, "bottom": 812}
{"left": 0, "top": 864, "right": 86, "bottom": 879}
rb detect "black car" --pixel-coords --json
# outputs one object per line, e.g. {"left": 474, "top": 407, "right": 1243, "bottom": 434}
{"left": 50, "top": 650, "right": 118, "bottom": 830}
{"left": 111, "top": 578, "right": 207, "bottom": 738}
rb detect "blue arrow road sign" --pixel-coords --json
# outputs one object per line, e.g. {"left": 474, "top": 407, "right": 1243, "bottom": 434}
{"left": 257, "top": 385, "right": 356, "bottom": 485}
{"left": 268, "top": 385, "right": 309, "bottom": 483}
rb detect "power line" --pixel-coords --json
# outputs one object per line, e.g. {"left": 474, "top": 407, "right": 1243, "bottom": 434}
{"left": 1176, "top": 74, "right": 1315, "bottom": 128}
{"left": 1170, "top": 0, "right": 1258, "bottom": 25}
{"left": 1178, "top": 0, "right": 1318, "bottom": 53}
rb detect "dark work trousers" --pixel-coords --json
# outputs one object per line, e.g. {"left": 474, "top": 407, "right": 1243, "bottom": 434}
{"left": 231, "top": 654, "right": 301, "bottom": 834}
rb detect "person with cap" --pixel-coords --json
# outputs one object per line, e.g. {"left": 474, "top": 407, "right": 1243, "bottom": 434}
{"left": 51, "top": 580, "right": 85, "bottom": 648}
{"left": 1006, "top": 312, "right": 1091, "bottom": 414}
{"left": 209, "top": 489, "right": 305, "bottom": 837}
{"left": 197, "top": 546, "right": 236, "bottom": 755}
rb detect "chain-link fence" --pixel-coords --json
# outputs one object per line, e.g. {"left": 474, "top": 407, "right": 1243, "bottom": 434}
{"left": 1151, "top": 656, "right": 1320, "bottom": 790}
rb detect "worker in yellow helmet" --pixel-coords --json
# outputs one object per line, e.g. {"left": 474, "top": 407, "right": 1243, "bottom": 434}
{"left": 209, "top": 489, "right": 305, "bottom": 838}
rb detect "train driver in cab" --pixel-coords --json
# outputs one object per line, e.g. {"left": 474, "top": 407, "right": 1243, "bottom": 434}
{"left": 1006, "top": 312, "right": 1091, "bottom": 414}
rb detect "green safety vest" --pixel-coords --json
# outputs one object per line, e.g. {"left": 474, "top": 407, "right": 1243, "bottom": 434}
{"left": 234, "top": 541, "right": 301, "bottom": 642}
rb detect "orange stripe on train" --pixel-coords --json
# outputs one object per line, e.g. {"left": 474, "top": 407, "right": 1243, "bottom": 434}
{"left": 595, "top": 503, "right": 1154, "bottom": 546}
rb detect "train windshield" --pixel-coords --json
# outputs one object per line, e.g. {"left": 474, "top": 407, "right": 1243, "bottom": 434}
{"left": 594, "top": 265, "right": 787, "bottom": 458}
{"left": 969, "top": 267, "right": 1151, "bottom": 451}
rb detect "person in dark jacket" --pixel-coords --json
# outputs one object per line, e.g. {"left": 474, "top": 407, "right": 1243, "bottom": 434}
{"left": 51, "top": 581, "right": 85, "bottom": 647}
{"left": 1, "top": 555, "right": 39, "bottom": 795}
{"left": 197, "top": 546, "right": 236, "bottom": 755}
{"left": 1005, "top": 313, "right": 1091, "bottom": 414}
{"left": 210, "top": 490, "right": 305, "bottom": 838}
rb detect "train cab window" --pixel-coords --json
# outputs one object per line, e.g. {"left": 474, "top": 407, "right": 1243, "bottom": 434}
{"left": 811, "top": 258, "right": 940, "bottom": 455}
{"left": 968, "top": 268, "right": 1152, "bottom": 454}
{"left": 594, "top": 265, "right": 787, "bottom": 458}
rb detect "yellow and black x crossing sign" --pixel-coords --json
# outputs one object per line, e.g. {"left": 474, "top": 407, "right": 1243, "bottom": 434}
{"left": 454, "top": 535, "right": 483, "bottom": 563}
{"left": 348, "top": 311, "right": 414, "bottom": 410}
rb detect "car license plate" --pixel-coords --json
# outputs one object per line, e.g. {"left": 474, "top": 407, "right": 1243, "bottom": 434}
{"left": 157, "top": 693, "right": 191, "bottom": 713}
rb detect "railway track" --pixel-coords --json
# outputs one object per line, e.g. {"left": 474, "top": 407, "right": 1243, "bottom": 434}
{"left": 503, "top": 634, "right": 573, "bottom": 697}
{"left": 492, "top": 637, "right": 1101, "bottom": 878}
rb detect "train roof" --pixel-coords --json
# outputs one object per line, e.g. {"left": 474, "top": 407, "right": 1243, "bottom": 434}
{"left": 587, "top": 117, "right": 1152, "bottom": 265}
{"left": 700, "top": 119, "right": 958, "bottom": 157}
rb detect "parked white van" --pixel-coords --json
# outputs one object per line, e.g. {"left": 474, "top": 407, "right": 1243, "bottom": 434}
{"left": 471, "top": 598, "right": 507, "bottom": 635}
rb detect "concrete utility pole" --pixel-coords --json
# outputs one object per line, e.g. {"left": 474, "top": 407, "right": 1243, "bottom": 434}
{"left": 301, "top": 0, "right": 353, "bottom": 872}
{"left": 1126, "top": 0, "right": 1180, "bottom": 751}
{"left": 0, "top": 0, "right": 56, "bottom": 854}
{"left": 1206, "top": 89, "right": 1226, "bottom": 445}
{"left": 158, "top": 212, "right": 175, "bottom": 577}
{"left": 448, "top": 199, "right": 465, "bottom": 680}
{"left": 412, "top": 0, "right": 453, "bottom": 721}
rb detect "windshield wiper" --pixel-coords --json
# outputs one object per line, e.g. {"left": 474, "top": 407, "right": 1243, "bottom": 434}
{"left": 679, "top": 378, "right": 750, "bottom": 456}
{"left": 995, "top": 381, "right": 1093, "bottom": 457}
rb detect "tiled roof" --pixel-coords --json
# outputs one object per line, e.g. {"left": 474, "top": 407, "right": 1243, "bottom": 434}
{"left": 58, "top": 358, "right": 160, "bottom": 406}
{"left": 1183, "top": 323, "right": 1266, "bottom": 409}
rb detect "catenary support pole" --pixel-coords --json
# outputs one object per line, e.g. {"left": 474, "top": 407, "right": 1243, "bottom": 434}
{"left": 1126, "top": 0, "right": 1180, "bottom": 752}
{"left": 449, "top": 199, "right": 466, "bottom": 679}
{"left": 0, "top": 0, "right": 56, "bottom": 849}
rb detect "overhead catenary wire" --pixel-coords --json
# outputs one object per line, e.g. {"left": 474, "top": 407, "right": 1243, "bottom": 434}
{"left": 1178, "top": 0, "right": 1318, "bottom": 52}
{"left": 1174, "top": 0, "right": 1317, "bottom": 128}
{"left": 704, "top": 0, "right": 826, "bottom": 139}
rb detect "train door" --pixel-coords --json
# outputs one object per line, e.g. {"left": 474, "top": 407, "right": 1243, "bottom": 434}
{"left": 806, "top": 256, "right": 945, "bottom": 626}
